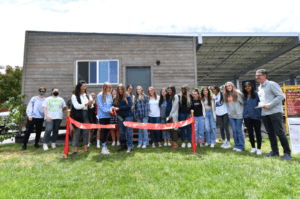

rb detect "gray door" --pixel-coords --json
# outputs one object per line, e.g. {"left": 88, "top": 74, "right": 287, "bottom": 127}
{"left": 126, "top": 67, "right": 151, "bottom": 93}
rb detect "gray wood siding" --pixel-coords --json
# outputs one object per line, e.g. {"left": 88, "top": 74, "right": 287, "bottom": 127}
{"left": 23, "top": 32, "right": 196, "bottom": 125}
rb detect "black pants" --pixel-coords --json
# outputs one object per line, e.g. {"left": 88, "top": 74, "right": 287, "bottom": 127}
{"left": 244, "top": 118, "right": 262, "bottom": 149}
{"left": 23, "top": 118, "right": 44, "bottom": 146}
{"left": 100, "top": 118, "right": 111, "bottom": 143}
{"left": 217, "top": 113, "right": 230, "bottom": 141}
{"left": 262, "top": 112, "right": 291, "bottom": 155}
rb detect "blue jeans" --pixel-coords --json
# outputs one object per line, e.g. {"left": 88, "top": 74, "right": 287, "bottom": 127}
{"left": 194, "top": 116, "right": 205, "bottom": 143}
{"left": 117, "top": 116, "right": 133, "bottom": 148}
{"left": 148, "top": 117, "right": 161, "bottom": 142}
{"left": 205, "top": 110, "right": 217, "bottom": 145}
{"left": 229, "top": 118, "right": 245, "bottom": 150}
{"left": 44, "top": 119, "right": 62, "bottom": 144}
{"left": 179, "top": 113, "right": 192, "bottom": 142}
{"left": 161, "top": 118, "right": 170, "bottom": 139}
{"left": 137, "top": 117, "right": 149, "bottom": 145}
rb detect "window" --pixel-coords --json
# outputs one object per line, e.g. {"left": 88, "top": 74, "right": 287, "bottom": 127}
{"left": 77, "top": 60, "right": 119, "bottom": 84}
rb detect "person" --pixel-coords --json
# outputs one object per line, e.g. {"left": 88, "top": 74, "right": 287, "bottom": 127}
{"left": 70, "top": 81, "right": 94, "bottom": 154}
{"left": 201, "top": 87, "right": 217, "bottom": 148}
{"left": 66, "top": 90, "right": 75, "bottom": 138}
{"left": 191, "top": 89, "right": 205, "bottom": 147}
{"left": 97, "top": 83, "right": 113, "bottom": 155}
{"left": 159, "top": 88, "right": 171, "bottom": 146}
{"left": 109, "top": 89, "right": 120, "bottom": 146}
{"left": 148, "top": 87, "right": 161, "bottom": 148}
{"left": 242, "top": 82, "right": 262, "bottom": 155}
{"left": 127, "top": 84, "right": 135, "bottom": 146}
{"left": 21, "top": 87, "right": 46, "bottom": 151}
{"left": 88, "top": 92, "right": 97, "bottom": 147}
{"left": 114, "top": 84, "right": 133, "bottom": 153}
{"left": 166, "top": 86, "right": 179, "bottom": 149}
{"left": 178, "top": 85, "right": 193, "bottom": 148}
{"left": 42, "top": 87, "right": 67, "bottom": 151}
{"left": 256, "top": 69, "right": 292, "bottom": 160}
{"left": 133, "top": 86, "right": 150, "bottom": 148}
{"left": 211, "top": 85, "right": 231, "bottom": 149}
{"left": 224, "top": 82, "right": 245, "bottom": 152}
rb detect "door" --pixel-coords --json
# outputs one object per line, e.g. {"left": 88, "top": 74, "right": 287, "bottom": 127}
{"left": 126, "top": 67, "right": 151, "bottom": 93}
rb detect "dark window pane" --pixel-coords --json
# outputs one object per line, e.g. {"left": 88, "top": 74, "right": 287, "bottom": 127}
{"left": 78, "top": 62, "right": 89, "bottom": 83}
{"left": 90, "top": 62, "right": 97, "bottom": 83}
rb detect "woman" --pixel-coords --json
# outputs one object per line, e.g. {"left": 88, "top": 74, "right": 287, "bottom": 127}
{"left": 133, "top": 86, "right": 150, "bottom": 148}
{"left": 70, "top": 80, "right": 94, "bottom": 154}
{"left": 114, "top": 84, "right": 133, "bottom": 153}
{"left": 109, "top": 89, "right": 120, "bottom": 146}
{"left": 243, "top": 82, "right": 262, "bottom": 155}
{"left": 191, "top": 89, "right": 205, "bottom": 147}
{"left": 97, "top": 82, "right": 113, "bottom": 155}
{"left": 166, "top": 86, "right": 179, "bottom": 149}
{"left": 159, "top": 88, "right": 171, "bottom": 146}
{"left": 211, "top": 85, "right": 231, "bottom": 149}
{"left": 224, "top": 82, "right": 245, "bottom": 152}
{"left": 127, "top": 84, "right": 135, "bottom": 110}
{"left": 148, "top": 87, "right": 161, "bottom": 148}
{"left": 201, "top": 87, "right": 217, "bottom": 148}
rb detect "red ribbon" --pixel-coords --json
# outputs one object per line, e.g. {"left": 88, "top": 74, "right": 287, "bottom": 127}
{"left": 123, "top": 116, "right": 194, "bottom": 130}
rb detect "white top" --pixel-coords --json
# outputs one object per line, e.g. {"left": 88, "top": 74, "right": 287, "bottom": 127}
{"left": 213, "top": 92, "right": 228, "bottom": 116}
{"left": 149, "top": 95, "right": 160, "bottom": 117}
{"left": 71, "top": 93, "right": 94, "bottom": 111}
{"left": 42, "top": 96, "right": 66, "bottom": 120}
{"left": 204, "top": 98, "right": 212, "bottom": 110}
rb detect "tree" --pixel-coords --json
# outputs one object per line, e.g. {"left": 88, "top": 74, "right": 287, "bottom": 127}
{"left": 0, "top": 66, "right": 22, "bottom": 103}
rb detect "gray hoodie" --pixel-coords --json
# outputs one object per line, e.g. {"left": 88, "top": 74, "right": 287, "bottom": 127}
{"left": 226, "top": 92, "right": 244, "bottom": 119}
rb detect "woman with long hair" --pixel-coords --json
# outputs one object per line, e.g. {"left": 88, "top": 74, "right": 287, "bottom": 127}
{"left": 147, "top": 87, "right": 161, "bottom": 148}
{"left": 159, "top": 88, "right": 171, "bottom": 146}
{"left": 109, "top": 89, "right": 120, "bottom": 146}
{"left": 191, "top": 89, "right": 205, "bottom": 147}
{"left": 114, "top": 84, "right": 133, "bottom": 153}
{"left": 243, "top": 82, "right": 262, "bottom": 155}
{"left": 166, "top": 86, "right": 179, "bottom": 149}
{"left": 211, "top": 85, "right": 231, "bottom": 149}
{"left": 134, "top": 86, "right": 150, "bottom": 148}
{"left": 70, "top": 80, "right": 94, "bottom": 154}
{"left": 201, "top": 87, "right": 217, "bottom": 147}
{"left": 224, "top": 82, "right": 245, "bottom": 152}
{"left": 97, "top": 82, "right": 113, "bottom": 155}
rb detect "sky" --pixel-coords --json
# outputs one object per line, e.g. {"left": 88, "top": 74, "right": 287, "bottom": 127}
{"left": 1, "top": 0, "right": 300, "bottom": 73}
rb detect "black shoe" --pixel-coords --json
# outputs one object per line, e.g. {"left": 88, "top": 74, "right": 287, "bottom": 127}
{"left": 34, "top": 144, "right": 40, "bottom": 148}
{"left": 265, "top": 151, "right": 279, "bottom": 157}
{"left": 282, "top": 153, "right": 292, "bottom": 161}
{"left": 21, "top": 145, "right": 27, "bottom": 151}
{"left": 72, "top": 152, "right": 78, "bottom": 155}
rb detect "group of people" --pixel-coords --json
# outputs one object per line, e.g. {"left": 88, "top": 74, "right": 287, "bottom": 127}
{"left": 21, "top": 69, "right": 292, "bottom": 161}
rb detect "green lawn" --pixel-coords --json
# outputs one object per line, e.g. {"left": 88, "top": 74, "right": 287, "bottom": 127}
{"left": 0, "top": 138, "right": 300, "bottom": 199}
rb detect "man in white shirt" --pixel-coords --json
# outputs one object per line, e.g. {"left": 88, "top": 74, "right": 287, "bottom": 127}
{"left": 42, "top": 88, "right": 67, "bottom": 150}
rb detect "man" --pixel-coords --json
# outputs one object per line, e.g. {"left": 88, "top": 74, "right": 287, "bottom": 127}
{"left": 42, "top": 88, "right": 67, "bottom": 150}
{"left": 21, "top": 87, "right": 46, "bottom": 151}
{"left": 256, "top": 69, "right": 292, "bottom": 161}
{"left": 178, "top": 85, "right": 193, "bottom": 148}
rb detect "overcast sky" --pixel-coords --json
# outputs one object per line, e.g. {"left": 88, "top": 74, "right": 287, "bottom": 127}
{"left": 1, "top": 0, "right": 300, "bottom": 73}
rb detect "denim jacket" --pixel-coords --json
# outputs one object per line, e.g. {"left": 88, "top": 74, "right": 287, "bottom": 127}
{"left": 133, "top": 95, "right": 150, "bottom": 119}
{"left": 116, "top": 94, "right": 133, "bottom": 118}
{"left": 243, "top": 91, "right": 261, "bottom": 121}
{"left": 97, "top": 92, "right": 113, "bottom": 119}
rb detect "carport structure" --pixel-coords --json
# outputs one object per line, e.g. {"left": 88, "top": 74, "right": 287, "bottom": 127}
{"left": 196, "top": 33, "right": 300, "bottom": 87}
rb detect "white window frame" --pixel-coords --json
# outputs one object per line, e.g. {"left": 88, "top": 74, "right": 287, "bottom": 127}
{"left": 76, "top": 60, "right": 119, "bottom": 85}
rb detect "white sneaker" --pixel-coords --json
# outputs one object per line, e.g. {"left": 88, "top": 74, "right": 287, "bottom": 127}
{"left": 158, "top": 142, "right": 162, "bottom": 147}
{"left": 152, "top": 143, "right": 156, "bottom": 148}
{"left": 199, "top": 143, "right": 203, "bottom": 147}
{"left": 97, "top": 144, "right": 101, "bottom": 149}
{"left": 226, "top": 142, "right": 231, "bottom": 149}
{"left": 187, "top": 143, "right": 192, "bottom": 148}
{"left": 164, "top": 142, "right": 167, "bottom": 146}
{"left": 111, "top": 141, "right": 116, "bottom": 146}
{"left": 117, "top": 141, "right": 120, "bottom": 146}
{"left": 235, "top": 149, "right": 242, "bottom": 152}
{"left": 250, "top": 148, "right": 257, "bottom": 153}
{"left": 220, "top": 142, "right": 226, "bottom": 148}
{"left": 181, "top": 143, "right": 186, "bottom": 148}
{"left": 142, "top": 145, "right": 147, "bottom": 149}
{"left": 256, "top": 149, "right": 262, "bottom": 155}
{"left": 210, "top": 144, "right": 215, "bottom": 148}
{"left": 233, "top": 147, "right": 237, "bottom": 151}
{"left": 205, "top": 143, "right": 209, "bottom": 146}
{"left": 168, "top": 142, "right": 172, "bottom": 146}
{"left": 87, "top": 142, "right": 91, "bottom": 147}
{"left": 51, "top": 143, "right": 56, "bottom": 149}
{"left": 101, "top": 147, "right": 110, "bottom": 155}
{"left": 126, "top": 147, "right": 132, "bottom": 153}
{"left": 43, "top": 144, "right": 48, "bottom": 151}
{"left": 137, "top": 144, "right": 142, "bottom": 148}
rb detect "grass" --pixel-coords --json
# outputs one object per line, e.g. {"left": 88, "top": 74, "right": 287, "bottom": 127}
{"left": 0, "top": 138, "right": 300, "bottom": 199}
